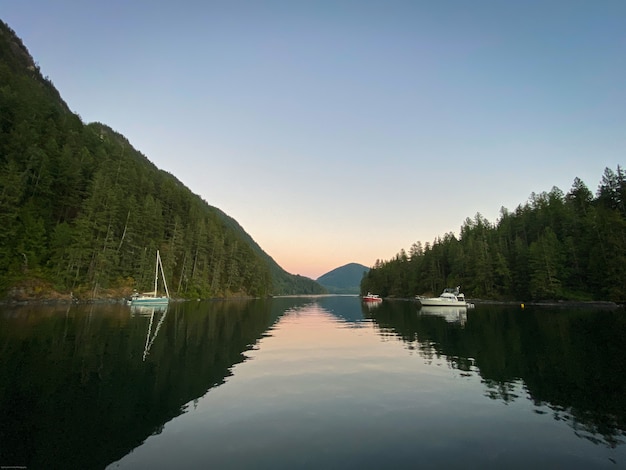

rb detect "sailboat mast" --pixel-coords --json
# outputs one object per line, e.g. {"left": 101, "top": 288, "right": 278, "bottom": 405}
{"left": 157, "top": 250, "right": 171, "bottom": 298}
{"left": 154, "top": 250, "right": 160, "bottom": 297}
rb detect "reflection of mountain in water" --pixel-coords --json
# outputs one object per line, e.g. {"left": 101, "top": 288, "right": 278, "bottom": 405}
{"left": 314, "top": 295, "right": 367, "bottom": 323}
{"left": 0, "top": 299, "right": 289, "bottom": 470}
{"left": 367, "top": 300, "right": 626, "bottom": 448}
{"left": 261, "top": 295, "right": 368, "bottom": 325}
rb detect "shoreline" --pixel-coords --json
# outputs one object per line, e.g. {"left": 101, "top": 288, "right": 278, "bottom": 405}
{"left": 378, "top": 296, "right": 623, "bottom": 309}
{"left": 0, "top": 295, "right": 266, "bottom": 306}
{"left": 2, "top": 294, "right": 622, "bottom": 309}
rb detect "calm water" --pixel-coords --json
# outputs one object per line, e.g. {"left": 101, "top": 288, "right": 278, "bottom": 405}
{"left": 1, "top": 297, "right": 625, "bottom": 469}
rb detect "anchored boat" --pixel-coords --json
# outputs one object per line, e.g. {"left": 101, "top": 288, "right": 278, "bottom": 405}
{"left": 363, "top": 292, "right": 383, "bottom": 302}
{"left": 129, "top": 250, "right": 170, "bottom": 306}
{"left": 416, "top": 286, "right": 467, "bottom": 307}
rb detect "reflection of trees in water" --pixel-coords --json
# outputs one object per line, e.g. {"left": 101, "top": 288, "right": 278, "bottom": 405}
{"left": 366, "top": 300, "right": 626, "bottom": 448}
{"left": 0, "top": 299, "right": 287, "bottom": 470}
{"left": 546, "top": 402, "right": 625, "bottom": 449}
{"left": 366, "top": 301, "right": 474, "bottom": 372}
{"left": 482, "top": 378, "right": 522, "bottom": 403}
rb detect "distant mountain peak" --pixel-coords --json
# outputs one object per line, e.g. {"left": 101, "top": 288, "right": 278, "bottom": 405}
{"left": 317, "top": 263, "right": 369, "bottom": 294}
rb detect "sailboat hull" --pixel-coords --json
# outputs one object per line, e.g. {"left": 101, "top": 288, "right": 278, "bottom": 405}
{"left": 130, "top": 296, "right": 169, "bottom": 306}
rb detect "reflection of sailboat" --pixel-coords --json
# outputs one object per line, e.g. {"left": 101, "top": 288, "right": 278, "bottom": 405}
{"left": 130, "top": 304, "right": 168, "bottom": 316}
{"left": 130, "top": 250, "right": 170, "bottom": 306}
{"left": 418, "top": 306, "right": 467, "bottom": 325}
{"left": 138, "top": 306, "right": 168, "bottom": 361}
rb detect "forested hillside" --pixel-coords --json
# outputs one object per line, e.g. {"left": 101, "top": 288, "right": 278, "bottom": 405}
{"left": 0, "top": 20, "right": 324, "bottom": 300}
{"left": 362, "top": 167, "right": 626, "bottom": 302}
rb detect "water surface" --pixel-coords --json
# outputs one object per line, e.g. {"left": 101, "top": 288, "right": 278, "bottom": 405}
{"left": 0, "top": 297, "right": 624, "bottom": 468}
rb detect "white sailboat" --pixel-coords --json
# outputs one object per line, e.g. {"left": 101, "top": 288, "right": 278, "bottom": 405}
{"left": 129, "top": 250, "right": 170, "bottom": 306}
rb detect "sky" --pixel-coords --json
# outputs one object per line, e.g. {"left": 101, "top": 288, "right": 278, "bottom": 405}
{"left": 3, "top": 1, "right": 625, "bottom": 279}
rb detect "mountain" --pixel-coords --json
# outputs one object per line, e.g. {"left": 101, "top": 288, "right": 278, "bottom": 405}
{"left": 317, "top": 263, "right": 370, "bottom": 294}
{"left": 213, "top": 211, "right": 327, "bottom": 295}
{"left": 0, "top": 19, "right": 324, "bottom": 300}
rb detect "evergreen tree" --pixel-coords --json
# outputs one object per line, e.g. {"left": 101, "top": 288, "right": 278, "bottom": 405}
{"left": 0, "top": 20, "right": 323, "bottom": 299}
{"left": 363, "top": 167, "right": 626, "bottom": 302}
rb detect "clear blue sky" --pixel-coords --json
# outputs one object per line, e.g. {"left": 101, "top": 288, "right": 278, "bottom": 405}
{"left": 3, "top": 1, "right": 625, "bottom": 279}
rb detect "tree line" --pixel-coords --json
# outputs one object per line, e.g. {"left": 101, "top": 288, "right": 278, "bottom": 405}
{"left": 0, "top": 20, "right": 323, "bottom": 299}
{"left": 361, "top": 166, "right": 626, "bottom": 302}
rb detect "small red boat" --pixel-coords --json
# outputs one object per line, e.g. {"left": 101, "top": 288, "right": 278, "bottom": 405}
{"left": 363, "top": 293, "right": 382, "bottom": 302}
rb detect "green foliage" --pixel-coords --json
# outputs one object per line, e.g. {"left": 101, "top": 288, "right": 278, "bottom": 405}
{"left": 362, "top": 166, "right": 626, "bottom": 302}
{"left": 0, "top": 20, "right": 323, "bottom": 299}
